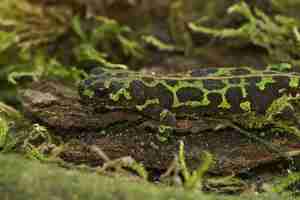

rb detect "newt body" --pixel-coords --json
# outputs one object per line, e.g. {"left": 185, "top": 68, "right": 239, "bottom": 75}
{"left": 79, "top": 67, "right": 300, "bottom": 132}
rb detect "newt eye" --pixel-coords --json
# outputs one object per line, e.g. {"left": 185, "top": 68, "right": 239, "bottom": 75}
{"left": 95, "top": 87, "right": 110, "bottom": 97}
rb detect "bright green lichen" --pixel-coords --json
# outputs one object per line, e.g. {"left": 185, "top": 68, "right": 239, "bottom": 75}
{"left": 240, "top": 101, "right": 251, "bottom": 112}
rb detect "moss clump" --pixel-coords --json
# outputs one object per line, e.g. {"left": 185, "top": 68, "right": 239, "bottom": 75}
{"left": 189, "top": 1, "right": 300, "bottom": 66}
{"left": 1, "top": 153, "right": 297, "bottom": 200}
{"left": 0, "top": 117, "right": 8, "bottom": 148}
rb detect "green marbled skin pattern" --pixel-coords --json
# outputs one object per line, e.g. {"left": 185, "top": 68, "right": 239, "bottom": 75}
{"left": 79, "top": 67, "right": 300, "bottom": 120}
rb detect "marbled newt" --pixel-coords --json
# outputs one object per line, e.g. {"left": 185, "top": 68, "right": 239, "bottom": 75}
{"left": 79, "top": 66, "right": 300, "bottom": 136}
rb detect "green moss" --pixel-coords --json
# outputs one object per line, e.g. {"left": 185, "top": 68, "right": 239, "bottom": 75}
{"left": 178, "top": 141, "right": 214, "bottom": 190}
{"left": 265, "top": 94, "right": 293, "bottom": 120}
{"left": 25, "top": 144, "right": 48, "bottom": 161}
{"left": 0, "top": 31, "right": 18, "bottom": 53}
{"left": 0, "top": 117, "right": 8, "bottom": 148}
{"left": 73, "top": 15, "right": 144, "bottom": 66}
{"left": 271, "top": 0, "right": 300, "bottom": 17}
{"left": 158, "top": 125, "right": 173, "bottom": 142}
{"left": 0, "top": 0, "right": 71, "bottom": 50}
{"left": 189, "top": 1, "right": 300, "bottom": 65}
{"left": 289, "top": 77, "right": 299, "bottom": 88}
{"left": 271, "top": 172, "right": 300, "bottom": 193}
{"left": 234, "top": 113, "right": 266, "bottom": 129}
{"left": 82, "top": 89, "right": 95, "bottom": 99}
{"left": 142, "top": 35, "right": 179, "bottom": 52}
{"left": 168, "top": 0, "right": 193, "bottom": 55}
{"left": 0, "top": 154, "right": 295, "bottom": 200}
{"left": 236, "top": 94, "right": 300, "bottom": 138}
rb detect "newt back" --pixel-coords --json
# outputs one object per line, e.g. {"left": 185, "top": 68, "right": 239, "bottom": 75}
{"left": 79, "top": 67, "right": 300, "bottom": 118}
